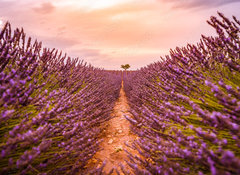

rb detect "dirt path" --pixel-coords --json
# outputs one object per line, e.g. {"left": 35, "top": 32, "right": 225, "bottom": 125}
{"left": 89, "top": 81, "right": 139, "bottom": 174}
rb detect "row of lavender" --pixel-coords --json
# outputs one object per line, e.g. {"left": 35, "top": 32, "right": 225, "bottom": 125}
{"left": 124, "top": 13, "right": 240, "bottom": 174}
{"left": 0, "top": 23, "right": 121, "bottom": 174}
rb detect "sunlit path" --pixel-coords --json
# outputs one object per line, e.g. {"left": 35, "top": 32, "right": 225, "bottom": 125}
{"left": 88, "top": 81, "right": 139, "bottom": 174}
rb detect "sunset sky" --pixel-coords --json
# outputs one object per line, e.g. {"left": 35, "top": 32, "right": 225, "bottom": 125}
{"left": 0, "top": 0, "right": 240, "bottom": 70}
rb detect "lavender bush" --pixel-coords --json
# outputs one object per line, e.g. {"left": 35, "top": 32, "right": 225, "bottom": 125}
{"left": 124, "top": 12, "right": 240, "bottom": 175}
{"left": 0, "top": 23, "right": 121, "bottom": 174}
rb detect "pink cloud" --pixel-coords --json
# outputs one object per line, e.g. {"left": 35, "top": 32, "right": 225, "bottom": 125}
{"left": 33, "top": 2, "right": 55, "bottom": 14}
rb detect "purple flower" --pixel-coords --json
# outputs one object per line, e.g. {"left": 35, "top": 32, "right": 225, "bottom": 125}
{"left": 205, "top": 80, "right": 212, "bottom": 86}
{"left": 9, "top": 79, "right": 15, "bottom": 85}
{"left": 1, "top": 149, "right": 6, "bottom": 158}
{"left": 211, "top": 165, "right": 217, "bottom": 175}
{"left": 226, "top": 85, "right": 232, "bottom": 91}
{"left": 19, "top": 80, "right": 26, "bottom": 85}
{"left": 222, "top": 150, "right": 235, "bottom": 159}
{"left": 222, "top": 139, "right": 227, "bottom": 145}
{"left": 28, "top": 155, "right": 33, "bottom": 160}
{"left": 231, "top": 123, "right": 239, "bottom": 130}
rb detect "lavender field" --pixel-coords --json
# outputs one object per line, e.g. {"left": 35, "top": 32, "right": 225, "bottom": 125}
{"left": 1, "top": 12, "right": 240, "bottom": 175}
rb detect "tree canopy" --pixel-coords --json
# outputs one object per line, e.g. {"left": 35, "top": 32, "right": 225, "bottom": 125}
{"left": 121, "top": 64, "right": 130, "bottom": 70}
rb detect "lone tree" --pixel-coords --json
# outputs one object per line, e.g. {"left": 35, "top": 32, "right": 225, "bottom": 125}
{"left": 121, "top": 64, "right": 130, "bottom": 71}
{"left": 121, "top": 64, "right": 130, "bottom": 78}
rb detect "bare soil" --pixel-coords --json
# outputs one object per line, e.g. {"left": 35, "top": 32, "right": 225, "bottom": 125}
{"left": 88, "top": 81, "right": 139, "bottom": 174}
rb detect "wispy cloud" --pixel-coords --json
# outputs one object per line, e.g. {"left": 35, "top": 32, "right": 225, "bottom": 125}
{"left": 76, "top": 48, "right": 102, "bottom": 57}
{"left": 158, "top": 0, "right": 240, "bottom": 9}
{"left": 40, "top": 36, "right": 80, "bottom": 49}
{"left": 0, "top": 0, "right": 15, "bottom": 9}
{"left": 33, "top": 2, "right": 55, "bottom": 14}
